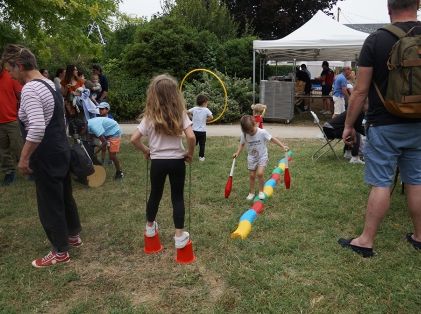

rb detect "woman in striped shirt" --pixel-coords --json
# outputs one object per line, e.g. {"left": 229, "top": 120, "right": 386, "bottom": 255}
{"left": 2, "top": 44, "right": 82, "bottom": 268}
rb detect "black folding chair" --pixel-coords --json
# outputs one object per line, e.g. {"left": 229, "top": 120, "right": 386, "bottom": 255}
{"left": 310, "top": 111, "right": 341, "bottom": 161}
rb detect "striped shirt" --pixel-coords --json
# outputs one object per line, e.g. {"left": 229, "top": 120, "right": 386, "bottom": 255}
{"left": 19, "top": 79, "right": 56, "bottom": 143}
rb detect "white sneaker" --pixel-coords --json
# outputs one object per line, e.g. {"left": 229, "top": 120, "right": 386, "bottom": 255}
{"left": 246, "top": 193, "right": 255, "bottom": 201}
{"left": 145, "top": 221, "right": 158, "bottom": 237}
{"left": 258, "top": 192, "right": 266, "bottom": 200}
{"left": 343, "top": 150, "right": 352, "bottom": 159}
{"left": 349, "top": 157, "right": 365, "bottom": 164}
{"left": 199, "top": 157, "right": 205, "bottom": 161}
{"left": 174, "top": 231, "right": 190, "bottom": 249}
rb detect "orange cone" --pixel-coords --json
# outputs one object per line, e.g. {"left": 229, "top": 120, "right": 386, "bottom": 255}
{"left": 175, "top": 240, "right": 196, "bottom": 264}
{"left": 144, "top": 233, "right": 164, "bottom": 254}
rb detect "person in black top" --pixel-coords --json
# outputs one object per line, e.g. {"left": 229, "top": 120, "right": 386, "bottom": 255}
{"left": 92, "top": 64, "right": 108, "bottom": 102}
{"left": 318, "top": 61, "right": 335, "bottom": 114}
{"left": 323, "top": 107, "right": 365, "bottom": 164}
{"left": 340, "top": 0, "right": 421, "bottom": 257}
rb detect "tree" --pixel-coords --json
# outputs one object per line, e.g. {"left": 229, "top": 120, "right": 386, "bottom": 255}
{"left": 162, "top": 0, "right": 240, "bottom": 41}
{"left": 0, "top": 0, "right": 119, "bottom": 40}
{"left": 105, "top": 15, "right": 145, "bottom": 60}
{"left": 123, "top": 16, "right": 220, "bottom": 79}
{"left": 217, "top": 36, "right": 256, "bottom": 78}
{"left": 222, "top": 0, "right": 341, "bottom": 39}
{"left": 0, "top": 0, "right": 119, "bottom": 70}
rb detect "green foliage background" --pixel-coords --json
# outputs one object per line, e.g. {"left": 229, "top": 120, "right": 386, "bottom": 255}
{"left": 0, "top": 0, "right": 338, "bottom": 121}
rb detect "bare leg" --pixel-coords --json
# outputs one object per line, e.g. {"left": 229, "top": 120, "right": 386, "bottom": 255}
{"left": 406, "top": 184, "right": 421, "bottom": 241}
{"left": 108, "top": 152, "right": 121, "bottom": 172}
{"left": 256, "top": 166, "right": 265, "bottom": 193}
{"left": 249, "top": 170, "right": 256, "bottom": 194}
{"left": 351, "top": 186, "right": 391, "bottom": 248}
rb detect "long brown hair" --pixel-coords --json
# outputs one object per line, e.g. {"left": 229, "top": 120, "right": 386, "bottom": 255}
{"left": 144, "top": 74, "right": 186, "bottom": 136}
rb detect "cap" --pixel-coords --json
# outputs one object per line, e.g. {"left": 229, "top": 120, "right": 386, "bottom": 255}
{"left": 97, "top": 102, "right": 110, "bottom": 110}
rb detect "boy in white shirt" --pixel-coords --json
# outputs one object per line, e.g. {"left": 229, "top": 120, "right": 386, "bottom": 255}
{"left": 188, "top": 95, "right": 213, "bottom": 161}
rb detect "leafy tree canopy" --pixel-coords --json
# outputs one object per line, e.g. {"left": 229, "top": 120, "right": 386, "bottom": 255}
{"left": 123, "top": 16, "right": 220, "bottom": 79}
{"left": 161, "top": 0, "right": 240, "bottom": 41}
{"left": 222, "top": 0, "right": 341, "bottom": 39}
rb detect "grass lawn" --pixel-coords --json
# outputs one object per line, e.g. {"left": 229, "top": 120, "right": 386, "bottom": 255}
{"left": 1, "top": 137, "right": 420, "bottom": 313}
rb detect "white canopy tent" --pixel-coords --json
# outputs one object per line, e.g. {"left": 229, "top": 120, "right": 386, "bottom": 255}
{"left": 252, "top": 10, "right": 370, "bottom": 102}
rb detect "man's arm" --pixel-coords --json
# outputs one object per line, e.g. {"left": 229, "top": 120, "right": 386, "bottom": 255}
{"left": 343, "top": 66, "right": 372, "bottom": 144}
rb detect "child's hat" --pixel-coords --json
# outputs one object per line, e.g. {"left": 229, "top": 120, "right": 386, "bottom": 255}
{"left": 97, "top": 102, "right": 110, "bottom": 110}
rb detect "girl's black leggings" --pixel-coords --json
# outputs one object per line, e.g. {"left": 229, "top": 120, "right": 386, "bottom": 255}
{"left": 147, "top": 159, "right": 185, "bottom": 229}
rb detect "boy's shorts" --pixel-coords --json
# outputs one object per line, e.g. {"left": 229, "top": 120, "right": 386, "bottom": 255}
{"left": 247, "top": 156, "right": 268, "bottom": 171}
{"left": 108, "top": 137, "right": 121, "bottom": 153}
{"left": 364, "top": 123, "right": 421, "bottom": 187}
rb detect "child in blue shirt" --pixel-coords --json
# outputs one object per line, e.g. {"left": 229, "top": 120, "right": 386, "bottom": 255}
{"left": 87, "top": 117, "right": 123, "bottom": 179}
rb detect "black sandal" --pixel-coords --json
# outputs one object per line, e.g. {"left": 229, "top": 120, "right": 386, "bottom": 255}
{"left": 338, "top": 238, "right": 374, "bottom": 258}
{"left": 406, "top": 233, "right": 421, "bottom": 250}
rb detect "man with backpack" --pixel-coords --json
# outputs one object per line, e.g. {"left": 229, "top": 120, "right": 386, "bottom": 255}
{"left": 339, "top": 0, "right": 421, "bottom": 257}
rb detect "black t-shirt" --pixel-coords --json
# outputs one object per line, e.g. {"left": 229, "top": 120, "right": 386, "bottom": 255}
{"left": 324, "top": 111, "right": 365, "bottom": 135}
{"left": 296, "top": 70, "right": 311, "bottom": 94}
{"left": 98, "top": 74, "right": 109, "bottom": 100}
{"left": 358, "top": 21, "right": 421, "bottom": 125}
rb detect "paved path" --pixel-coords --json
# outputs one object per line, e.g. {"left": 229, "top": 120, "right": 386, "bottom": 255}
{"left": 120, "top": 123, "right": 322, "bottom": 139}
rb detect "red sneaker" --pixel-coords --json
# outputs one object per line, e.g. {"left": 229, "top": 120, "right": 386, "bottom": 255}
{"left": 68, "top": 234, "right": 83, "bottom": 247}
{"left": 31, "top": 251, "right": 70, "bottom": 268}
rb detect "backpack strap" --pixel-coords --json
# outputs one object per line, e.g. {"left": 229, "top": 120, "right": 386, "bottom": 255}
{"left": 381, "top": 24, "right": 407, "bottom": 39}
{"left": 374, "top": 82, "right": 386, "bottom": 106}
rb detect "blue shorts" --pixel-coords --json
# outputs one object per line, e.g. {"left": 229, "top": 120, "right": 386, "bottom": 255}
{"left": 364, "top": 123, "right": 421, "bottom": 187}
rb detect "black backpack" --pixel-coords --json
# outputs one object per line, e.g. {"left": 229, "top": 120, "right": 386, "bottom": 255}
{"left": 70, "top": 139, "right": 95, "bottom": 177}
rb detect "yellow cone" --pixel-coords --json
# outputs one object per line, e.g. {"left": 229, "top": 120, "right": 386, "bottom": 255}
{"left": 231, "top": 220, "right": 252, "bottom": 239}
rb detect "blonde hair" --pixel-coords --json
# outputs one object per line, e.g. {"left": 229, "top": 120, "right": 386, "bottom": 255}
{"left": 251, "top": 103, "right": 266, "bottom": 115}
{"left": 240, "top": 115, "right": 256, "bottom": 136}
{"left": 144, "top": 74, "right": 186, "bottom": 136}
{"left": 1, "top": 44, "right": 38, "bottom": 70}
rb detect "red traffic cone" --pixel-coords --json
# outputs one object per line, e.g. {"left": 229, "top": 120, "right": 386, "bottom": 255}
{"left": 144, "top": 233, "right": 164, "bottom": 254}
{"left": 175, "top": 240, "right": 196, "bottom": 264}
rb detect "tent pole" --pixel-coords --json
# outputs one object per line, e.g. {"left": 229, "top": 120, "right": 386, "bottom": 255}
{"left": 253, "top": 50, "right": 256, "bottom": 104}
{"left": 262, "top": 59, "right": 266, "bottom": 79}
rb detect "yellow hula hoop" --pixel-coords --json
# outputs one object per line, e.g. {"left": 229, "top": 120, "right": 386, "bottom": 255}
{"left": 180, "top": 68, "right": 228, "bottom": 124}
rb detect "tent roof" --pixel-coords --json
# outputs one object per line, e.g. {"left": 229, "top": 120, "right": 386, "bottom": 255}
{"left": 253, "top": 11, "right": 370, "bottom": 61}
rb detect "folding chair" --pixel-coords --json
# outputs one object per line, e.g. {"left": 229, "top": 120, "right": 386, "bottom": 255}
{"left": 310, "top": 111, "right": 341, "bottom": 161}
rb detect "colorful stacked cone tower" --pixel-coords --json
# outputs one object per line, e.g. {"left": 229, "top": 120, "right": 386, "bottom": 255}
{"left": 231, "top": 151, "right": 293, "bottom": 239}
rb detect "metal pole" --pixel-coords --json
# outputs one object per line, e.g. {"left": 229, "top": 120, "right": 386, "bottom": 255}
{"left": 253, "top": 50, "right": 256, "bottom": 104}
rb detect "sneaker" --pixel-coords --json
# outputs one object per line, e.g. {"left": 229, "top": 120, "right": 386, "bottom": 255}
{"left": 349, "top": 157, "right": 365, "bottom": 164}
{"left": 258, "top": 192, "right": 266, "bottom": 200}
{"left": 31, "top": 251, "right": 70, "bottom": 268}
{"left": 2, "top": 171, "right": 16, "bottom": 186}
{"left": 68, "top": 234, "right": 83, "bottom": 247}
{"left": 199, "top": 157, "right": 205, "bottom": 161}
{"left": 343, "top": 150, "right": 352, "bottom": 159}
{"left": 145, "top": 221, "right": 158, "bottom": 237}
{"left": 114, "top": 170, "right": 124, "bottom": 180}
{"left": 174, "top": 231, "right": 190, "bottom": 249}
{"left": 246, "top": 193, "right": 255, "bottom": 201}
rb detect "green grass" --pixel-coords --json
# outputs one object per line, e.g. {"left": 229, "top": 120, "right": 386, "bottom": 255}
{"left": 1, "top": 137, "right": 420, "bottom": 313}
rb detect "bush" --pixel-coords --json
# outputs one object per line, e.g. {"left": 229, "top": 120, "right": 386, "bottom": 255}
{"left": 104, "top": 58, "right": 148, "bottom": 121}
{"left": 182, "top": 71, "right": 253, "bottom": 123}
